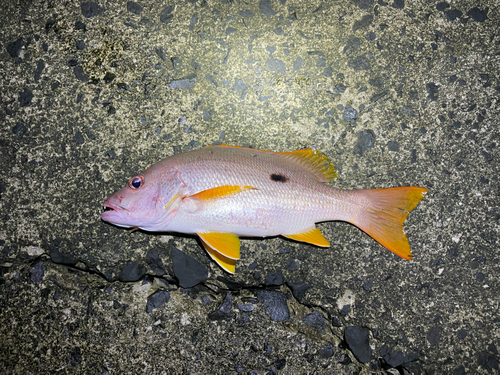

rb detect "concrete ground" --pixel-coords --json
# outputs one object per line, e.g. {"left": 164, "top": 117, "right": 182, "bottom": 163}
{"left": 1, "top": 0, "right": 498, "bottom": 373}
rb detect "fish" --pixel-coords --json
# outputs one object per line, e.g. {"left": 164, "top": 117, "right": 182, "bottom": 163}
{"left": 101, "top": 146, "right": 427, "bottom": 274}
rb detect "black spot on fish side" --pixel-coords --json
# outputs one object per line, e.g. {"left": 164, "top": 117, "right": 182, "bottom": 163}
{"left": 271, "top": 173, "right": 288, "bottom": 182}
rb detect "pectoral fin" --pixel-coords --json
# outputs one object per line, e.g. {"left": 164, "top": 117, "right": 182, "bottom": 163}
{"left": 197, "top": 232, "right": 241, "bottom": 260}
{"left": 200, "top": 240, "right": 236, "bottom": 274}
{"left": 284, "top": 227, "right": 330, "bottom": 247}
{"left": 189, "top": 185, "right": 256, "bottom": 202}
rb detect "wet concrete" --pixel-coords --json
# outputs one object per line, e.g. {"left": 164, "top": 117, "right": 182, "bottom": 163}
{"left": 0, "top": 0, "right": 498, "bottom": 373}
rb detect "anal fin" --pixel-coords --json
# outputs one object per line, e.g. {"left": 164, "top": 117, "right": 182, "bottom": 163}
{"left": 284, "top": 227, "right": 330, "bottom": 247}
{"left": 200, "top": 240, "right": 236, "bottom": 274}
{"left": 197, "top": 232, "right": 241, "bottom": 260}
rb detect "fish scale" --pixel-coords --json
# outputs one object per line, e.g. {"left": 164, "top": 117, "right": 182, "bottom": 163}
{"left": 102, "top": 146, "right": 427, "bottom": 273}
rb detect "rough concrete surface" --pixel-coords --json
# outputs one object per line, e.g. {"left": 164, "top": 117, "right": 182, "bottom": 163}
{"left": 0, "top": 0, "right": 498, "bottom": 373}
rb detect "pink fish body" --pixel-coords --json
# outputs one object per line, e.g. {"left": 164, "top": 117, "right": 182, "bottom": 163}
{"left": 102, "top": 146, "right": 427, "bottom": 273}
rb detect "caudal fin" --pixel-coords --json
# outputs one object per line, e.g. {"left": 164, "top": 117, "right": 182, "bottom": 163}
{"left": 351, "top": 187, "right": 427, "bottom": 260}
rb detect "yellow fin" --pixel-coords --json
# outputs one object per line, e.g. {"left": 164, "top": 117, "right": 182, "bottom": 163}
{"left": 351, "top": 187, "right": 427, "bottom": 260}
{"left": 189, "top": 185, "right": 256, "bottom": 202}
{"left": 278, "top": 149, "right": 337, "bottom": 182}
{"left": 209, "top": 145, "right": 336, "bottom": 182}
{"left": 284, "top": 227, "right": 330, "bottom": 247}
{"left": 200, "top": 240, "right": 236, "bottom": 274}
{"left": 197, "top": 232, "right": 241, "bottom": 260}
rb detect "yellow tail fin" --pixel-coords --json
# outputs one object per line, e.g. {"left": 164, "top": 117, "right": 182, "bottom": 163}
{"left": 353, "top": 187, "right": 427, "bottom": 260}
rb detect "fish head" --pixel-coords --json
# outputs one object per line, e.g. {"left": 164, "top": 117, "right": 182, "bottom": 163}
{"left": 101, "top": 165, "right": 182, "bottom": 231}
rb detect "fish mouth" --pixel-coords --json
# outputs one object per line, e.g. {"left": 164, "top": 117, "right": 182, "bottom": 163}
{"left": 102, "top": 201, "right": 129, "bottom": 213}
{"left": 101, "top": 200, "right": 131, "bottom": 227}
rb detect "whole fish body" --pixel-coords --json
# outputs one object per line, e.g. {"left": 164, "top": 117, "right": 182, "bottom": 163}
{"left": 101, "top": 146, "right": 427, "bottom": 273}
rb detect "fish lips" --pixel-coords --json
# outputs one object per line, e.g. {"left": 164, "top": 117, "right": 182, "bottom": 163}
{"left": 101, "top": 200, "right": 133, "bottom": 228}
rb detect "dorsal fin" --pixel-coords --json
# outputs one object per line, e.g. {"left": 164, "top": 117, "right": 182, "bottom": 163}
{"left": 209, "top": 145, "right": 337, "bottom": 182}
{"left": 277, "top": 149, "right": 337, "bottom": 182}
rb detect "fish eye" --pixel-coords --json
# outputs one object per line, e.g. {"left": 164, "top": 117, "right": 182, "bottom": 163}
{"left": 129, "top": 175, "right": 145, "bottom": 190}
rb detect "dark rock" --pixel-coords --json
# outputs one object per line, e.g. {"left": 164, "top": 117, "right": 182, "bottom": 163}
{"left": 81, "top": 2, "right": 103, "bottom": 18}
{"left": 275, "top": 357, "right": 286, "bottom": 370}
{"left": 203, "top": 109, "right": 213, "bottom": 121}
{"left": 427, "top": 326, "right": 441, "bottom": 346}
{"left": 343, "top": 106, "right": 358, "bottom": 121}
{"left": 318, "top": 343, "right": 334, "bottom": 358}
{"left": 6, "top": 38, "right": 23, "bottom": 58}
{"left": 201, "top": 295, "right": 211, "bottom": 305}
{"left": 340, "top": 304, "right": 351, "bottom": 316}
{"left": 285, "top": 259, "right": 300, "bottom": 271}
{"left": 155, "top": 47, "right": 165, "bottom": 61}
{"left": 287, "top": 281, "right": 311, "bottom": 303}
{"left": 380, "top": 345, "right": 408, "bottom": 368}
{"left": 259, "top": 0, "right": 276, "bottom": 16}
{"left": 75, "top": 21, "right": 86, "bottom": 30}
{"left": 34, "top": 60, "right": 44, "bottom": 82}
{"left": 208, "top": 292, "right": 233, "bottom": 321}
{"left": 436, "top": 2, "right": 450, "bottom": 11}
{"left": 365, "top": 31, "right": 376, "bottom": 40}
{"left": 146, "top": 290, "right": 170, "bottom": 313}
{"left": 265, "top": 268, "right": 284, "bottom": 286}
{"left": 353, "top": 0, "right": 373, "bottom": 9}
{"left": 353, "top": 15, "right": 374, "bottom": 32}
{"left": 488, "top": 342, "right": 498, "bottom": 355}
{"left": 387, "top": 140, "right": 400, "bottom": 151}
{"left": 348, "top": 54, "right": 371, "bottom": 71}
{"left": 70, "top": 347, "right": 81, "bottom": 366}
{"left": 302, "top": 311, "right": 325, "bottom": 330}
{"left": 50, "top": 248, "right": 77, "bottom": 265}
{"left": 256, "top": 290, "right": 289, "bottom": 322}
{"left": 30, "top": 261, "right": 45, "bottom": 283}
{"left": 171, "top": 248, "right": 208, "bottom": 288}
{"left": 73, "top": 66, "right": 89, "bottom": 82}
{"left": 293, "top": 57, "right": 303, "bottom": 71}
{"left": 343, "top": 36, "right": 361, "bottom": 56}
{"left": 457, "top": 329, "right": 468, "bottom": 339}
{"left": 477, "top": 350, "right": 499, "bottom": 372}
{"left": 344, "top": 326, "right": 371, "bottom": 363}
{"left": 12, "top": 123, "right": 28, "bottom": 135}
{"left": 146, "top": 249, "right": 166, "bottom": 276}
{"left": 362, "top": 280, "right": 373, "bottom": 291}
{"left": 467, "top": 7, "right": 489, "bottom": 22}
{"left": 167, "top": 74, "right": 197, "bottom": 89}
{"left": 119, "top": 261, "right": 147, "bottom": 282}
{"left": 445, "top": 9, "right": 463, "bottom": 21}
{"left": 266, "top": 46, "right": 276, "bottom": 54}
{"left": 425, "top": 82, "right": 439, "bottom": 101}
{"left": 393, "top": 0, "right": 404, "bottom": 9}
{"left": 226, "top": 27, "right": 237, "bottom": 35}
{"left": 354, "top": 130, "right": 376, "bottom": 156}
{"left": 103, "top": 72, "right": 116, "bottom": 84}
{"left": 159, "top": 6, "right": 174, "bottom": 24}
{"left": 322, "top": 66, "right": 333, "bottom": 77}
{"left": 267, "top": 57, "right": 286, "bottom": 74}
{"left": 75, "top": 130, "right": 84, "bottom": 144}
{"left": 127, "top": 1, "right": 143, "bottom": 15}
{"left": 237, "top": 304, "right": 254, "bottom": 312}
{"left": 189, "top": 15, "right": 197, "bottom": 31}
{"left": 19, "top": 88, "right": 33, "bottom": 107}
{"left": 233, "top": 79, "right": 247, "bottom": 100}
